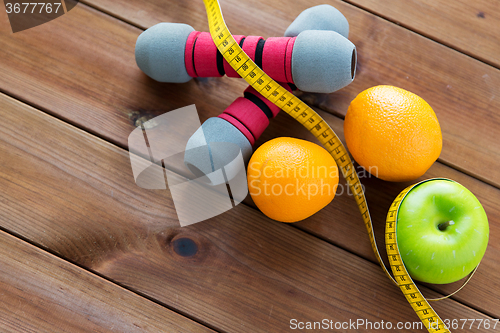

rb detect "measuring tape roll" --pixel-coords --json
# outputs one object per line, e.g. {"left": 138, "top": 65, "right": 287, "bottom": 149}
{"left": 202, "top": 0, "right": 452, "bottom": 331}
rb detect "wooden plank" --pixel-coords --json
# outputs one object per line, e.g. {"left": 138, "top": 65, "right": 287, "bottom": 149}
{"left": 1, "top": 0, "right": 499, "bottom": 189}
{"left": 1, "top": 0, "right": 500, "bottom": 321}
{"left": 0, "top": 231, "right": 213, "bottom": 333}
{"left": 0, "top": 92, "right": 495, "bottom": 331}
{"left": 342, "top": 0, "right": 500, "bottom": 68}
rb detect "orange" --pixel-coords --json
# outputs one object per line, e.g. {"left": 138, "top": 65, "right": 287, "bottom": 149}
{"left": 344, "top": 85, "right": 442, "bottom": 182}
{"left": 247, "top": 137, "right": 339, "bottom": 223}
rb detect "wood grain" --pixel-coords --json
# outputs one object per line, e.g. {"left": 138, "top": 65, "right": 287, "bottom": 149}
{"left": 342, "top": 0, "right": 500, "bottom": 68}
{"left": 0, "top": 231, "right": 213, "bottom": 333}
{"left": 1, "top": 0, "right": 499, "bottom": 189}
{"left": 1, "top": 0, "right": 499, "bottom": 329}
{"left": 0, "top": 91, "right": 495, "bottom": 331}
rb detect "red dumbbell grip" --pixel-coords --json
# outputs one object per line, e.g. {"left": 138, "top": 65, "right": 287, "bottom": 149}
{"left": 218, "top": 83, "right": 293, "bottom": 145}
{"left": 185, "top": 31, "right": 296, "bottom": 84}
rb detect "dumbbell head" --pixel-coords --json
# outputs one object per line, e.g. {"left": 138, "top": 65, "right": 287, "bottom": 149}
{"left": 285, "top": 4, "right": 349, "bottom": 38}
{"left": 135, "top": 22, "right": 194, "bottom": 83}
{"left": 184, "top": 117, "right": 253, "bottom": 185}
{"left": 292, "top": 30, "right": 356, "bottom": 94}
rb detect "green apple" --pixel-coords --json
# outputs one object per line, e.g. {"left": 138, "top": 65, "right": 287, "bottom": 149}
{"left": 396, "top": 179, "right": 489, "bottom": 284}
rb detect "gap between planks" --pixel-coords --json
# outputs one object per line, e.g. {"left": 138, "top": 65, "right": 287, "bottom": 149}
{"left": 0, "top": 227, "right": 218, "bottom": 333}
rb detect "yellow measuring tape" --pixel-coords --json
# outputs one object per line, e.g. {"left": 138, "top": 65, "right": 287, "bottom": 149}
{"left": 202, "top": 0, "right": 450, "bottom": 331}
{"left": 386, "top": 180, "right": 450, "bottom": 332}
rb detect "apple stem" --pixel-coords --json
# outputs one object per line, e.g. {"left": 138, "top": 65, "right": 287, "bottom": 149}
{"left": 438, "top": 220, "right": 455, "bottom": 231}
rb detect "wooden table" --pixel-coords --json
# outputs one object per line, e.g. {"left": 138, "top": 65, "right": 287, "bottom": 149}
{"left": 0, "top": 0, "right": 499, "bottom": 331}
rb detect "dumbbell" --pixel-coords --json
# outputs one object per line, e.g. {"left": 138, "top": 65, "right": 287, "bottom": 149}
{"left": 135, "top": 5, "right": 355, "bottom": 94}
{"left": 181, "top": 5, "right": 355, "bottom": 185}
